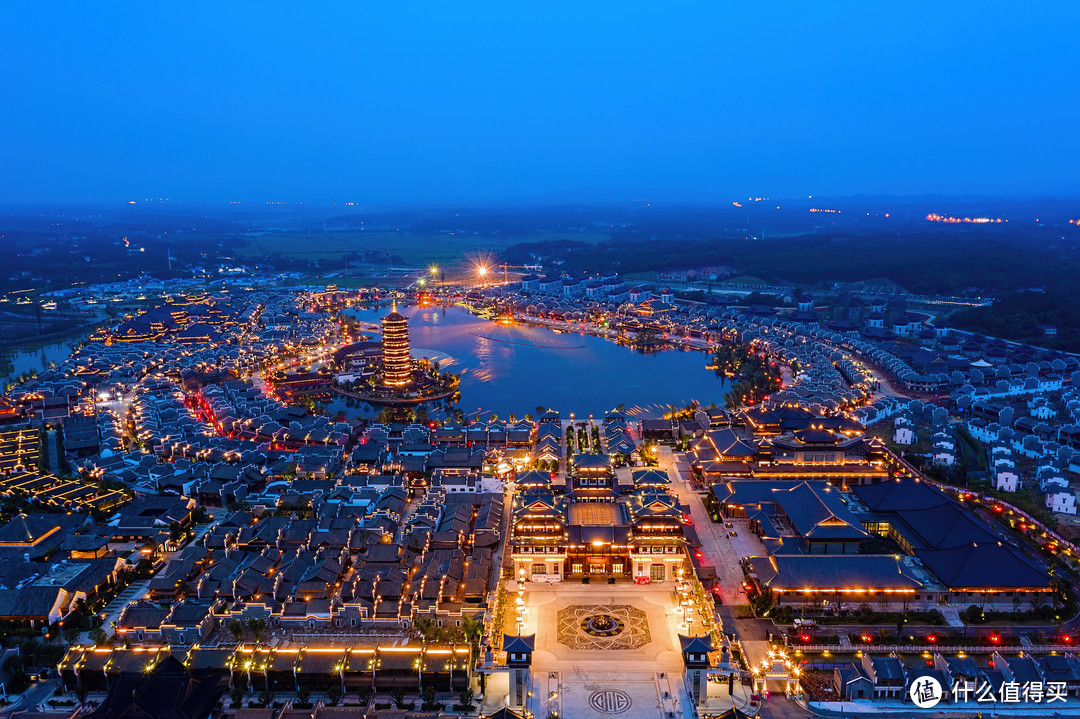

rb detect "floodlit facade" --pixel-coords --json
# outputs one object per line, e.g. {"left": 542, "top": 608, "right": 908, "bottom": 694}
{"left": 381, "top": 307, "right": 413, "bottom": 387}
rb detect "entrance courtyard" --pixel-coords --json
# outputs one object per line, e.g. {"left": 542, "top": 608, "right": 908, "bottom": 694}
{"left": 524, "top": 583, "right": 685, "bottom": 672}
{"left": 520, "top": 583, "right": 692, "bottom": 719}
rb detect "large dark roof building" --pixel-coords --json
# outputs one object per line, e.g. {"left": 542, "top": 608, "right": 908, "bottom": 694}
{"left": 711, "top": 480, "right": 868, "bottom": 554}
{"left": 852, "top": 478, "right": 1052, "bottom": 600}
{"left": 722, "top": 476, "right": 1052, "bottom": 609}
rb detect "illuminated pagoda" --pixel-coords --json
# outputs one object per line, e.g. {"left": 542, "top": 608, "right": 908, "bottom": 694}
{"left": 381, "top": 304, "right": 413, "bottom": 387}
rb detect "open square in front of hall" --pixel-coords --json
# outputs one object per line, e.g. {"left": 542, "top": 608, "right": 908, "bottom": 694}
{"left": 558, "top": 672, "right": 671, "bottom": 719}
{"left": 521, "top": 582, "right": 687, "bottom": 674}
{"left": 568, "top": 502, "right": 622, "bottom": 526}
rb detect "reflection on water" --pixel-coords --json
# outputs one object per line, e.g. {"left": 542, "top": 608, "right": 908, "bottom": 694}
{"left": 347, "top": 305, "right": 729, "bottom": 418}
{"left": 3, "top": 341, "right": 79, "bottom": 381}
{"left": 469, "top": 322, "right": 585, "bottom": 349}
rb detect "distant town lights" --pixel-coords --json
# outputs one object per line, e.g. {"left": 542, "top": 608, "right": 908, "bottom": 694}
{"left": 926, "top": 213, "right": 1005, "bottom": 224}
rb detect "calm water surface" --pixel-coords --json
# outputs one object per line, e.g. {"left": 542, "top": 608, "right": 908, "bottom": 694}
{"left": 2, "top": 341, "right": 79, "bottom": 381}
{"left": 346, "top": 305, "right": 728, "bottom": 418}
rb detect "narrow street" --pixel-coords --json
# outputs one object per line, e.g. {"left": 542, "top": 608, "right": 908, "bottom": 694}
{"left": 80, "top": 578, "right": 152, "bottom": 644}
{"left": 656, "top": 446, "right": 775, "bottom": 670}
{"left": 75, "top": 516, "right": 216, "bottom": 645}
{"left": 45, "top": 428, "right": 61, "bottom": 473}
{"left": 0, "top": 677, "right": 61, "bottom": 719}
{"left": 657, "top": 447, "right": 745, "bottom": 605}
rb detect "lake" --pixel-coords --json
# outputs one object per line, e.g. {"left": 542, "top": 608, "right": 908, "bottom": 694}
{"left": 2, "top": 340, "right": 79, "bottom": 382}
{"left": 345, "top": 304, "right": 729, "bottom": 418}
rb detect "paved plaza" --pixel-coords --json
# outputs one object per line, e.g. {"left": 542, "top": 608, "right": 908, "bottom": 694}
{"left": 557, "top": 671, "right": 675, "bottom": 719}
{"left": 520, "top": 583, "right": 693, "bottom": 719}
{"left": 525, "top": 583, "right": 686, "bottom": 674}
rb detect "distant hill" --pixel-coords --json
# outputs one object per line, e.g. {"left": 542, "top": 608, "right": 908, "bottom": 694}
{"left": 841, "top": 277, "right": 910, "bottom": 295}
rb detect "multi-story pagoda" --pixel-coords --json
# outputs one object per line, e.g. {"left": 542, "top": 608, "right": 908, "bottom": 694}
{"left": 381, "top": 304, "right": 413, "bottom": 387}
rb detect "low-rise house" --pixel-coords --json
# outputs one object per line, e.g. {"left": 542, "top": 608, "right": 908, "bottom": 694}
{"left": 893, "top": 416, "right": 915, "bottom": 446}
{"left": 833, "top": 662, "right": 874, "bottom": 700}
{"left": 116, "top": 600, "right": 170, "bottom": 642}
{"left": 1046, "top": 490, "right": 1077, "bottom": 515}
{"left": 861, "top": 653, "right": 907, "bottom": 700}
{"left": 994, "top": 460, "right": 1022, "bottom": 492}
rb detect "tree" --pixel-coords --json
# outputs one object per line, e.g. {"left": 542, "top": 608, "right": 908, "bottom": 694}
{"left": 135, "top": 558, "right": 154, "bottom": 577}
{"left": 327, "top": 684, "right": 343, "bottom": 706}
{"left": 228, "top": 620, "right": 244, "bottom": 642}
{"left": 247, "top": 617, "right": 267, "bottom": 643}
{"left": 415, "top": 617, "right": 436, "bottom": 642}
{"left": 230, "top": 683, "right": 247, "bottom": 706}
{"left": 391, "top": 688, "right": 407, "bottom": 709}
{"left": 3, "top": 653, "right": 27, "bottom": 694}
{"left": 462, "top": 616, "right": 483, "bottom": 649}
{"left": 258, "top": 689, "right": 274, "bottom": 708}
{"left": 458, "top": 687, "right": 475, "bottom": 708}
{"left": 961, "top": 605, "right": 985, "bottom": 624}
{"left": 297, "top": 685, "right": 312, "bottom": 706}
{"left": 421, "top": 685, "right": 439, "bottom": 711}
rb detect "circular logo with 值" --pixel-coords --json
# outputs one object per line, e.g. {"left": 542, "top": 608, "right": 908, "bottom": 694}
{"left": 909, "top": 675, "right": 943, "bottom": 708}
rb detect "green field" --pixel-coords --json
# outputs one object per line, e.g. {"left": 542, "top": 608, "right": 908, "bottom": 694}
{"left": 233, "top": 233, "right": 371, "bottom": 260}
{"left": 232, "top": 230, "right": 611, "bottom": 266}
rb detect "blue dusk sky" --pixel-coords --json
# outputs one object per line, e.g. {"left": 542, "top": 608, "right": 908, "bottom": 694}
{"left": 1, "top": 2, "right": 1077, "bottom": 204}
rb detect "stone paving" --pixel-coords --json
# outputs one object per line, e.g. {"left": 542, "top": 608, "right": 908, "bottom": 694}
{"left": 525, "top": 584, "right": 685, "bottom": 674}
{"left": 558, "top": 671, "right": 668, "bottom": 719}
{"left": 556, "top": 604, "right": 652, "bottom": 650}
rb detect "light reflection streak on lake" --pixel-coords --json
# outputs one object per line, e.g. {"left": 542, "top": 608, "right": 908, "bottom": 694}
{"left": 345, "top": 305, "right": 730, "bottom": 418}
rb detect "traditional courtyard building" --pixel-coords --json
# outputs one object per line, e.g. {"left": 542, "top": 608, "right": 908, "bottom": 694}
{"left": 511, "top": 455, "right": 689, "bottom": 582}
{"left": 714, "top": 477, "right": 1053, "bottom": 610}
{"left": 690, "top": 420, "right": 889, "bottom": 487}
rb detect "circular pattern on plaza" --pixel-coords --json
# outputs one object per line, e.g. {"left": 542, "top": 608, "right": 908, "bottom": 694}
{"left": 581, "top": 613, "right": 625, "bottom": 636}
{"left": 556, "top": 604, "right": 651, "bottom": 651}
{"left": 589, "top": 690, "right": 633, "bottom": 714}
